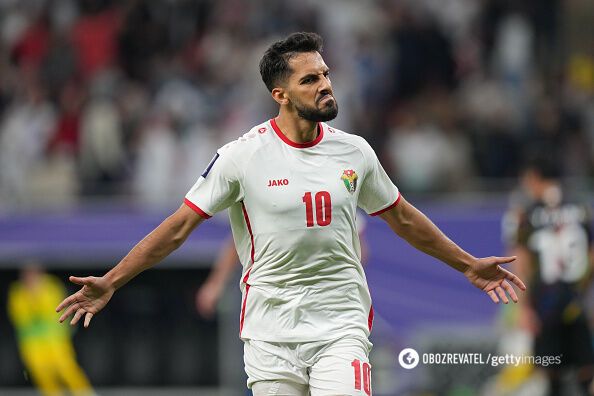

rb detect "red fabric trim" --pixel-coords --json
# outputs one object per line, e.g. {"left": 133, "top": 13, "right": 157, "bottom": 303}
{"left": 368, "top": 306, "right": 374, "bottom": 332}
{"left": 183, "top": 198, "right": 212, "bottom": 219}
{"left": 240, "top": 283, "right": 250, "bottom": 336}
{"left": 240, "top": 267, "right": 252, "bottom": 336}
{"left": 239, "top": 203, "right": 255, "bottom": 337}
{"left": 241, "top": 202, "right": 255, "bottom": 264}
{"left": 270, "top": 118, "right": 324, "bottom": 148}
{"left": 369, "top": 194, "right": 402, "bottom": 217}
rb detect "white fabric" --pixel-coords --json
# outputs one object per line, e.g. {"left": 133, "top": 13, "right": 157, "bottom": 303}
{"left": 252, "top": 380, "right": 308, "bottom": 396}
{"left": 185, "top": 120, "right": 399, "bottom": 343}
{"left": 245, "top": 337, "right": 372, "bottom": 395}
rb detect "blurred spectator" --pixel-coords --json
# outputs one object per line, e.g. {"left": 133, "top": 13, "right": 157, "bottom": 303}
{"left": 384, "top": 97, "right": 472, "bottom": 193}
{"left": 387, "top": 7, "right": 457, "bottom": 101}
{"left": 47, "top": 79, "right": 83, "bottom": 155}
{"left": 132, "top": 113, "right": 179, "bottom": 206}
{"left": 70, "top": 0, "right": 121, "bottom": 81}
{"left": 10, "top": 10, "right": 50, "bottom": 72}
{"left": 0, "top": 72, "right": 55, "bottom": 203}
{"left": 79, "top": 87, "right": 126, "bottom": 196}
{"left": 458, "top": 71, "right": 521, "bottom": 178}
{"left": 0, "top": 0, "right": 593, "bottom": 206}
{"left": 117, "top": 1, "right": 169, "bottom": 82}
{"left": 7, "top": 262, "right": 95, "bottom": 396}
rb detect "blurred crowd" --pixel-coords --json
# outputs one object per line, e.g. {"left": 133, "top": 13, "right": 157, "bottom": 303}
{"left": 1, "top": 0, "right": 593, "bottom": 208}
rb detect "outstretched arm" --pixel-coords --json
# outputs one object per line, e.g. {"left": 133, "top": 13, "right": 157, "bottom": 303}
{"left": 379, "top": 197, "right": 526, "bottom": 303}
{"left": 56, "top": 203, "right": 206, "bottom": 327}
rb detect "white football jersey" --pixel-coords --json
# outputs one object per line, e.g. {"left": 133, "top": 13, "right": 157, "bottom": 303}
{"left": 185, "top": 119, "right": 400, "bottom": 342}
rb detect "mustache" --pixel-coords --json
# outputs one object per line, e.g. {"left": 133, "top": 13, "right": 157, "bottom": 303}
{"left": 316, "top": 92, "right": 334, "bottom": 104}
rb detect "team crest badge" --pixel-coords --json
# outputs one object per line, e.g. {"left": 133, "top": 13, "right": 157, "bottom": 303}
{"left": 341, "top": 169, "right": 358, "bottom": 194}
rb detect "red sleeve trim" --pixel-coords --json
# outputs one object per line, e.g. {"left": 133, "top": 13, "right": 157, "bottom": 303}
{"left": 369, "top": 194, "right": 402, "bottom": 216}
{"left": 183, "top": 198, "right": 212, "bottom": 219}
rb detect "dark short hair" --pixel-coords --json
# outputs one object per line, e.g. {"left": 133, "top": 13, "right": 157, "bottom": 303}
{"left": 259, "top": 32, "right": 324, "bottom": 92}
{"left": 522, "top": 150, "right": 560, "bottom": 180}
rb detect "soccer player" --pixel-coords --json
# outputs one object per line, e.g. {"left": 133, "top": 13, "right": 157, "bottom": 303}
{"left": 503, "top": 155, "right": 594, "bottom": 396}
{"left": 57, "top": 32, "right": 525, "bottom": 396}
{"left": 9, "top": 262, "right": 95, "bottom": 396}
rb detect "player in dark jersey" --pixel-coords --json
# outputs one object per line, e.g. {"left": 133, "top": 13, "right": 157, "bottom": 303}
{"left": 504, "top": 155, "right": 594, "bottom": 396}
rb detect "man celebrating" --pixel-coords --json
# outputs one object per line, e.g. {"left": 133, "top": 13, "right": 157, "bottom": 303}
{"left": 57, "top": 32, "right": 525, "bottom": 396}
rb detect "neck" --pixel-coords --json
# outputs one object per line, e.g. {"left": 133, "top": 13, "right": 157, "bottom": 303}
{"left": 274, "top": 110, "right": 318, "bottom": 144}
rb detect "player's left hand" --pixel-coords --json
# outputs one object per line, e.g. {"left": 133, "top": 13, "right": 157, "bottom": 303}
{"left": 463, "top": 256, "right": 526, "bottom": 304}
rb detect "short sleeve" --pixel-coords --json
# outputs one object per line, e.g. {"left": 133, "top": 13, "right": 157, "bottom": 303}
{"left": 184, "top": 146, "right": 244, "bottom": 218}
{"left": 357, "top": 139, "right": 400, "bottom": 216}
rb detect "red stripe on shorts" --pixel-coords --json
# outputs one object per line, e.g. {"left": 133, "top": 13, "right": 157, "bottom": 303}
{"left": 368, "top": 306, "right": 374, "bottom": 332}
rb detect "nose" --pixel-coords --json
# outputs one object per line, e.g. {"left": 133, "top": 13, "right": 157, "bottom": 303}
{"left": 319, "top": 74, "right": 332, "bottom": 94}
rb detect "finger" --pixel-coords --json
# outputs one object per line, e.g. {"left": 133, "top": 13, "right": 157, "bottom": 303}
{"left": 493, "top": 256, "right": 517, "bottom": 265}
{"left": 83, "top": 312, "right": 94, "bottom": 328}
{"left": 69, "top": 276, "right": 92, "bottom": 286}
{"left": 56, "top": 294, "right": 77, "bottom": 312}
{"left": 501, "top": 281, "right": 519, "bottom": 303}
{"left": 496, "top": 286, "right": 509, "bottom": 304}
{"left": 59, "top": 302, "right": 79, "bottom": 323}
{"left": 487, "top": 290, "right": 499, "bottom": 304}
{"left": 502, "top": 269, "right": 527, "bottom": 290}
{"left": 70, "top": 308, "right": 85, "bottom": 325}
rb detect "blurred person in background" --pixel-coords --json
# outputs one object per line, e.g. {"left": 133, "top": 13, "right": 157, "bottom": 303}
{"left": 0, "top": 71, "right": 56, "bottom": 203}
{"left": 8, "top": 262, "right": 94, "bottom": 396}
{"left": 502, "top": 154, "right": 594, "bottom": 396}
{"left": 56, "top": 32, "right": 525, "bottom": 396}
{"left": 1, "top": 0, "right": 593, "bottom": 207}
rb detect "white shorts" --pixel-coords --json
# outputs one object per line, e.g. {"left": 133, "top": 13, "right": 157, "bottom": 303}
{"left": 244, "top": 337, "right": 373, "bottom": 396}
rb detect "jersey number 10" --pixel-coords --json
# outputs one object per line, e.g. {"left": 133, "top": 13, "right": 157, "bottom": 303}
{"left": 302, "top": 191, "right": 332, "bottom": 227}
{"left": 351, "top": 359, "right": 371, "bottom": 395}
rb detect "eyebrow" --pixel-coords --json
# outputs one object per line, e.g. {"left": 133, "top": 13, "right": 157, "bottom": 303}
{"left": 298, "top": 68, "right": 330, "bottom": 83}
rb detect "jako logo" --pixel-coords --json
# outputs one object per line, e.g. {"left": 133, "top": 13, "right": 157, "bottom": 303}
{"left": 267, "top": 179, "right": 289, "bottom": 187}
{"left": 398, "top": 348, "right": 420, "bottom": 369}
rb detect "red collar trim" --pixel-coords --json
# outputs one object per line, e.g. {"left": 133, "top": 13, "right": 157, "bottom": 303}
{"left": 270, "top": 118, "right": 324, "bottom": 148}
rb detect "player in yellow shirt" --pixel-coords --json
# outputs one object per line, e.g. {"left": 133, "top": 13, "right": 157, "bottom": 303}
{"left": 8, "top": 263, "right": 94, "bottom": 396}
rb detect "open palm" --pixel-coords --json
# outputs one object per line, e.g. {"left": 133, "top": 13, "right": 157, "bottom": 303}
{"left": 464, "top": 256, "right": 526, "bottom": 304}
{"left": 56, "top": 276, "right": 115, "bottom": 328}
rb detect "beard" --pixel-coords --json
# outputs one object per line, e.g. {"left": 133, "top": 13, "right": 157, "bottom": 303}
{"left": 294, "top": 96, "right": 338, "bottom": 122}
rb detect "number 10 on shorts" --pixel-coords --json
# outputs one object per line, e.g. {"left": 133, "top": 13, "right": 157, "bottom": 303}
{"left": 351, "top": 359, "right": 371, "bottom": 395}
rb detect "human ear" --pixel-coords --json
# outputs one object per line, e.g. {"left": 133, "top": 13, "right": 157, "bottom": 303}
{"left": 271, "top": 87, "right": 290, "bottom": 105}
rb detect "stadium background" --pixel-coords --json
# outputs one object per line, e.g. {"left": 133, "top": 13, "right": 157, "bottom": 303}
{"left": 0, "top": 0, "right": 593, "bottom": 395}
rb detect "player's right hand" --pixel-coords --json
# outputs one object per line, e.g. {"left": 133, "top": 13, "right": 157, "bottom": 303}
{"left": 56, "top": 276, "right": 115, "bottom": 328}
